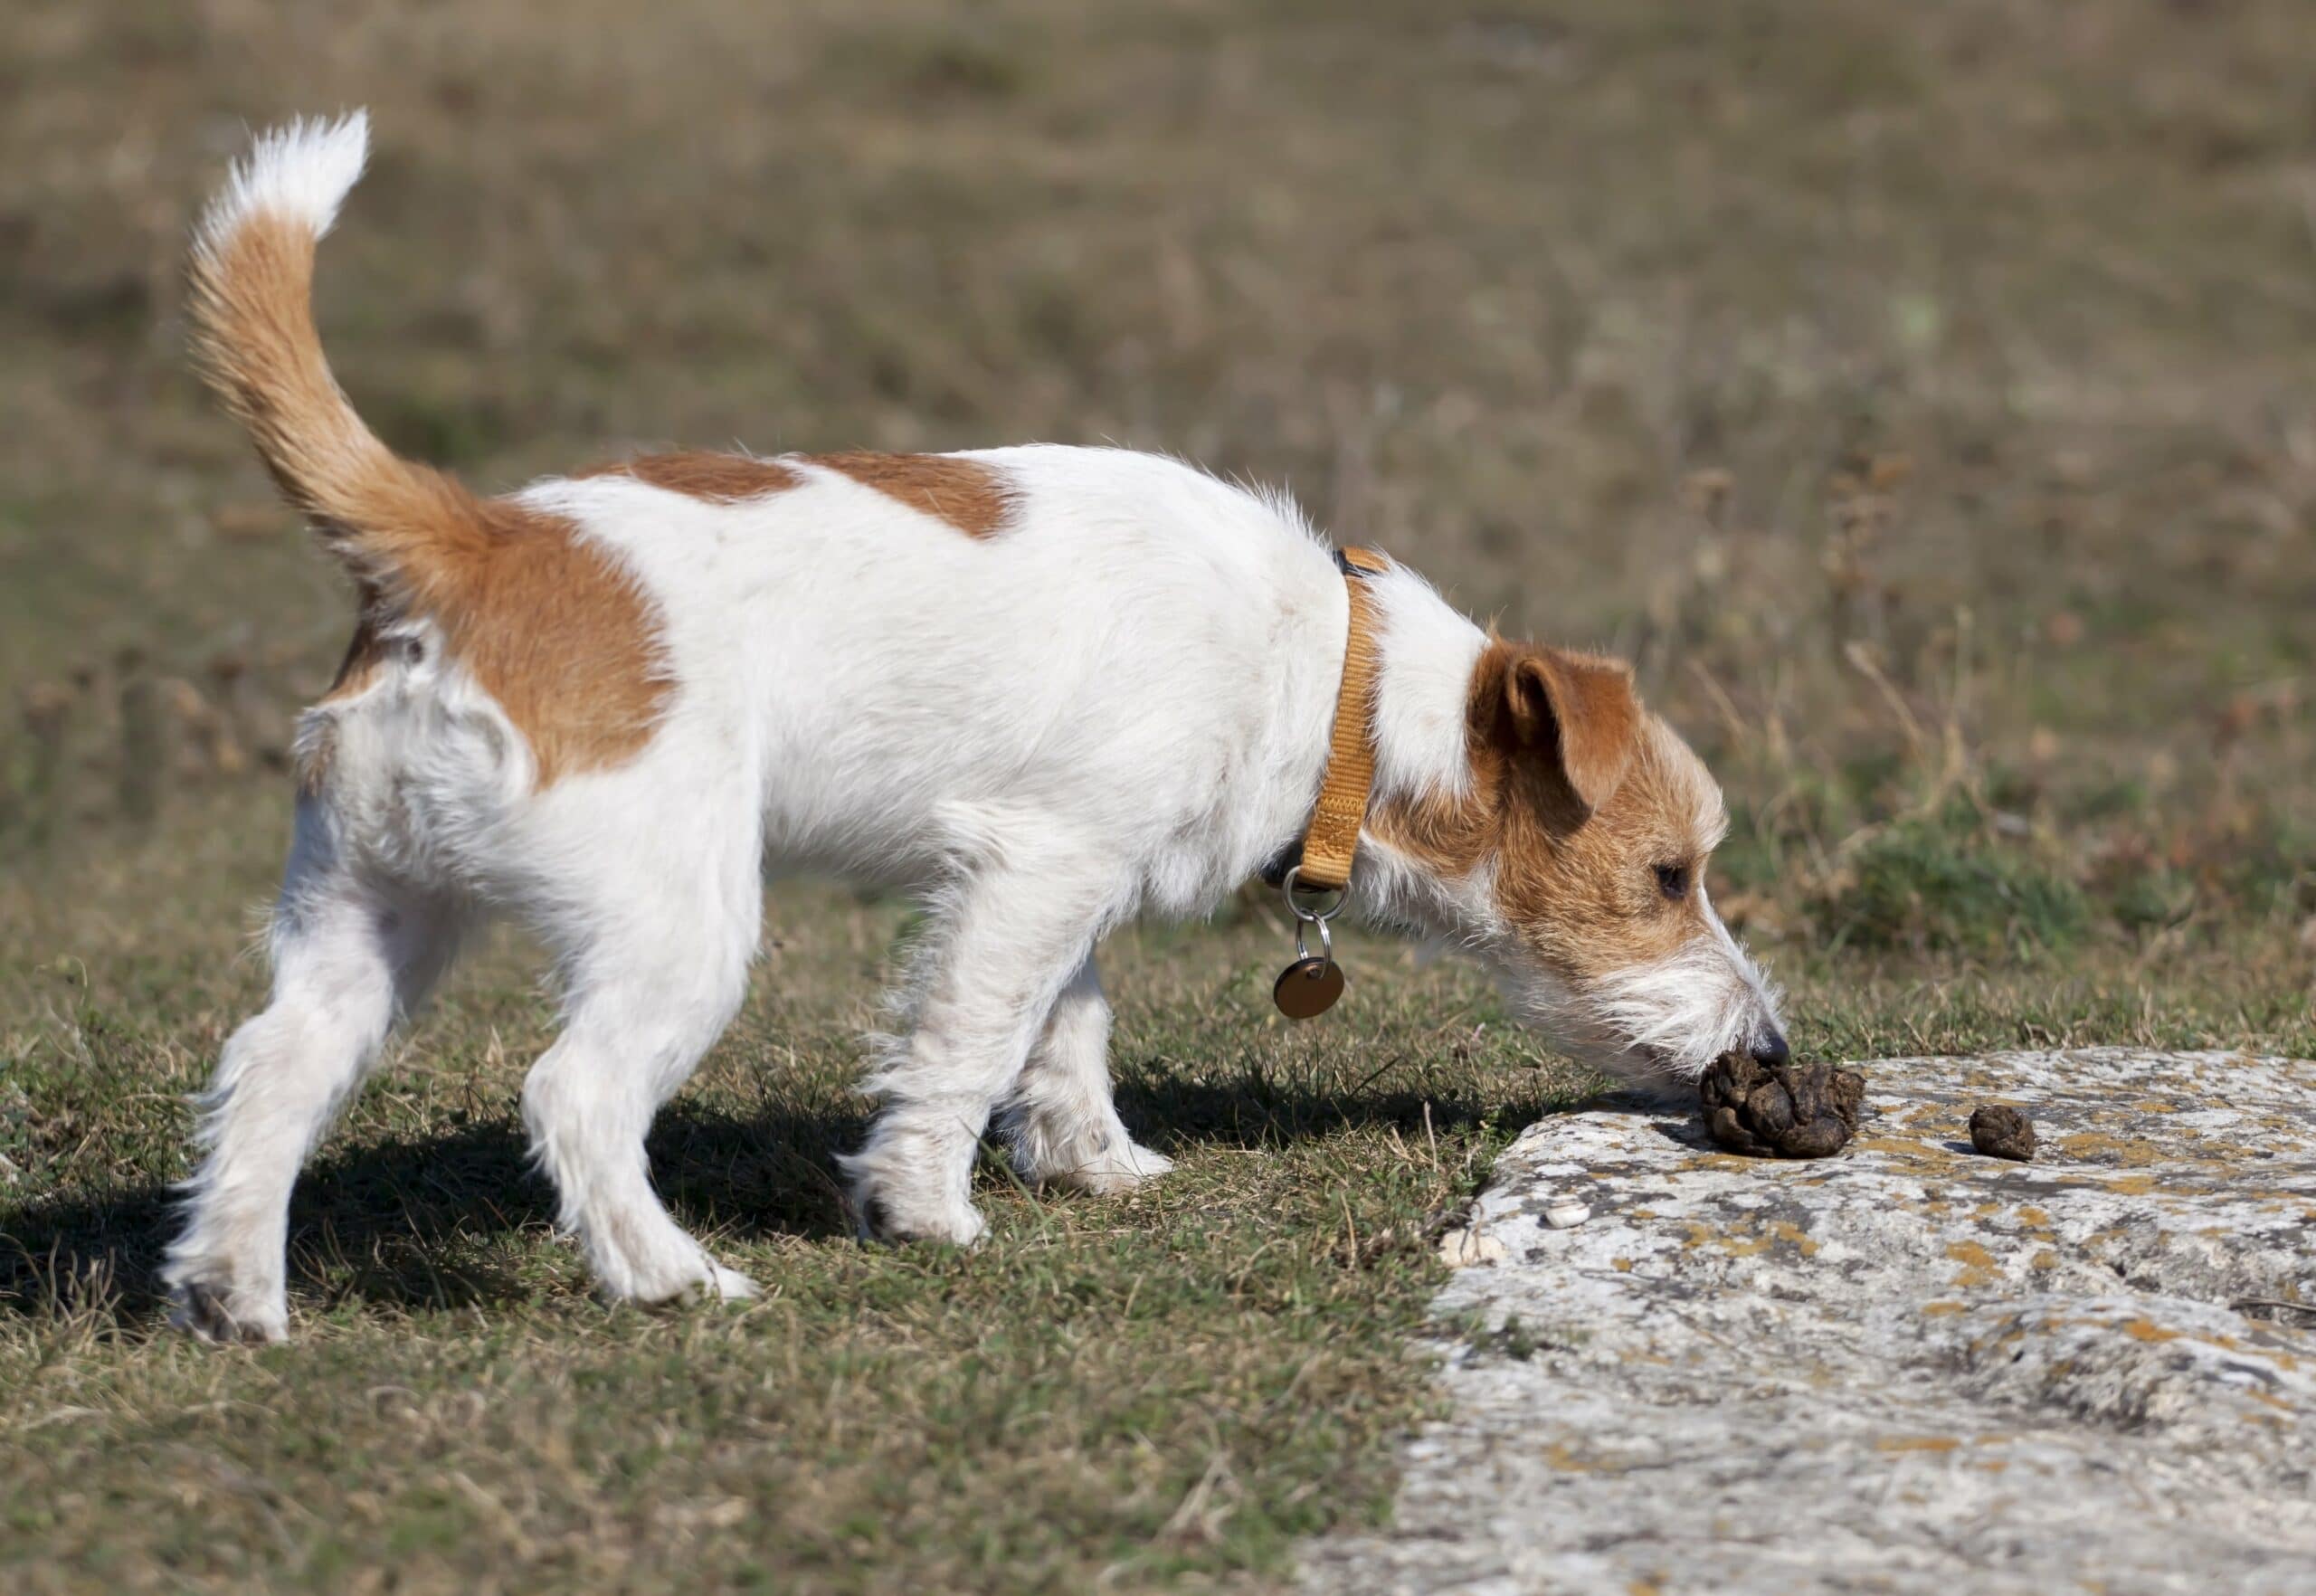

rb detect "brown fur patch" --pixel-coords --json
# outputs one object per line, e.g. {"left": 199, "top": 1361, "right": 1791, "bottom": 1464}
{"left": 1487, "top": 720, "right": 1723, "bottom": 981}
{"left": 308, "top": 505, "right": 670, "bottom": 787}
{"left": 1490, "top": 642, "right": 1640, "bottom": 813}
{"left": 1369, "top": 642, "right": 1723, "bottom": 982}
{"left": 192, "top": 209, "right": 673, "bottom": 789}
{"left": 410, "top": 499, "right": 670, "bottom": 786}
{"left": 574, "top": 451, "right": 803, "bottom": 502}
{"left": 803, "top": 451, "right": 1015, "bottom": 537}
{"left": 573, "top": 449, "right": 1013, "bottom": 537}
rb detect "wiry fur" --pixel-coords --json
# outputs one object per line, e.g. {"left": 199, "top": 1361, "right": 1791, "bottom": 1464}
{"left": 165, "top": 116, "right": 1783, "bottom": 1341}
{"left": 1523, "top": 913, "right": 1781, "bottom": 1082}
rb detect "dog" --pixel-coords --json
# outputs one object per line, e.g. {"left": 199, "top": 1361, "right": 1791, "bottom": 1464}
{"left": 162, "top": 113, "right": 1784, "bottom": 1342}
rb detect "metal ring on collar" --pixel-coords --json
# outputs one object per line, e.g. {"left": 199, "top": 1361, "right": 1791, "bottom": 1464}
{"left": 1295, "top": 915, "right": 1334, "bottom": 964}
{"left": 1281, "top": 865, "right": 1347, "bottom": 923}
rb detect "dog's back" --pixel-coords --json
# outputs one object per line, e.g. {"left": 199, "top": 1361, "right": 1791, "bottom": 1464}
{"left": 523, "top": 444, "right": 1341, "bottom": 900}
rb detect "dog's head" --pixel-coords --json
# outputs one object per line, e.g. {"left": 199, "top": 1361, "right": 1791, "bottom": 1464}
{"left": 1373, "top": 640, "right": 1784, "bottom": 1083}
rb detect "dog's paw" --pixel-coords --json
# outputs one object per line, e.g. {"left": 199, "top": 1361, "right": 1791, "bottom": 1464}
{"left": 906, "top": 1204, "right": 991, "bottom": 1248}
{"left": 659, "top": 1263, "right": 759, "bottom": 1307}
{"left": 862, "top": 1196, "right": 990, "bottom": 1248}
{"left": 617, "top": 1247, "right": 764, "bottom": 1309}
{"left": 704, "top": 1263, "right": 760, "bottom": 1301}
{"left": 1041, "top": 1140, "right": 1175, "bottom": 1197}
{"left": 168, "top": 1279, "right": 289, "bottom": 1345}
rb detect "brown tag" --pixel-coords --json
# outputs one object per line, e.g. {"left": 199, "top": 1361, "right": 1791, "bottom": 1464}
{"left": 1272, "top": 955, "right": 1345, "bottom": 1020}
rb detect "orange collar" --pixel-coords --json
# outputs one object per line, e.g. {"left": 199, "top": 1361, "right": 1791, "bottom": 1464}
{"left": 1293, "top": 546, "right": 1389, "bottom": 895}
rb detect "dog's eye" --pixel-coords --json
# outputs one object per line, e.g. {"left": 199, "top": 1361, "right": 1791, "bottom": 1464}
{"left": 1654, "top": 862, "right": 1691, "bottom": 901}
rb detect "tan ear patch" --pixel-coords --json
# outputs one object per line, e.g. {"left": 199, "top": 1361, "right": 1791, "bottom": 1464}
{"left": 575, "top": 451, "right": 803, "bottom": 502}
{"left": 1482, "top": 641, "right": 1640, "bottom": 814}
{"left": 804, "top": 451, "right": 1015, "bottom": 538}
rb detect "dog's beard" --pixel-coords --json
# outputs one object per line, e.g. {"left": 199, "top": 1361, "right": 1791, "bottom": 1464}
{"left": 1500, "top": 935, "right": 1778, "bottom": 1085}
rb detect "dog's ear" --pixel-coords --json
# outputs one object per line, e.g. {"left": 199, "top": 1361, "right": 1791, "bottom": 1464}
{"left": 1477, "top": 641, "right": 1639, "bottom": 814}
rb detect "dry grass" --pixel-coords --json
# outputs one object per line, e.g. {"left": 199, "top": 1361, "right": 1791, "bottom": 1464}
{"left": 3, "top": 0, "right": 2313, "bottom": 1589}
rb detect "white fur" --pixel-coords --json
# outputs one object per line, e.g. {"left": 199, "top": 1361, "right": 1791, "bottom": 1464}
{"left": 164, "top": 122, "right": 1781, "bottom": 1340}
{"left": 196, "top": 111, "right": 369, "bottom": 253}
{"left": 1589, "top": 900, "right": 1780, "bottom": 1081}
{"left": 1364, "top": 564, "right": 1487, "bottom": 805}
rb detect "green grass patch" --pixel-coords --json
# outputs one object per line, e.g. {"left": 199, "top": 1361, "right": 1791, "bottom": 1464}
{"left": 1819, "top": 807, "right": 2090, "bottom": 956}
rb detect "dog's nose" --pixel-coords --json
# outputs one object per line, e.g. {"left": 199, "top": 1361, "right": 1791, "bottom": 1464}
{"left": 1749, "top": 1028, "right": 1790, "bottom": 1069}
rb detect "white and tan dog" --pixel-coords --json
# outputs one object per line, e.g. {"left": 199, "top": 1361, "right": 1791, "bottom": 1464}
{"left": 164, "top": 114, "right": 1784, "bottom": 1341}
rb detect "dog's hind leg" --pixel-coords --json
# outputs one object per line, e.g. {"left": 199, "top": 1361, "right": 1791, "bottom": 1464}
{"left": 517, "top": 812, "right": 763, "bottom": 1306}
{"left": 165, "top": 802, "right": 466, "bottom": 1343}
{"left": 1001, "top": 953, "right": 1173, "bottom": 1195}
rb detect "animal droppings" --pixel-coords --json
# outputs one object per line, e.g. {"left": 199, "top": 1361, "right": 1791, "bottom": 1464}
{"left": 1699, "top": 1051, "right": 1865, "bottom": 1159}
{"left": 1969, "top": 1104, "right": 2036, "bottom": 1161}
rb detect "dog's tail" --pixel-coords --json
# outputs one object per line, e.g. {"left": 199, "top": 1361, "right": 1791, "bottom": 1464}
{"left": 189, "top": 112, "right": 488, "bottom": 607}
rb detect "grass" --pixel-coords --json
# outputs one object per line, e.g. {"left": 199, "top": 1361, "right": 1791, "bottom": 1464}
{"left": 3, "top": 0, "right": 2314, "bottom": 1589}
{"left": 1815, "top": 801, "right": 2092, "bottom": 955}
{"left": 2, "top": 806, "right": 1576, "bottom": 1592}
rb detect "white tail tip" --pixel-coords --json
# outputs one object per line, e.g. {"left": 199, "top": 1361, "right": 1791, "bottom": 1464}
{"left": 198, "top": 110, "right": 371, "bottom": 251}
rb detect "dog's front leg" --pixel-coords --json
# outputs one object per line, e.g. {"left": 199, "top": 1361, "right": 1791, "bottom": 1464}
{"left": 1002, "top": 953, "right": 1173, "bottom": 1195}
{"left": 842, "top": 856, "right": 1113, "bottom": 1244}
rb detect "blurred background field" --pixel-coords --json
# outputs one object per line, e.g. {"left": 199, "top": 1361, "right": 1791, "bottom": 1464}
{"left": 6, "top": 0, "right": 2311, "bottom": 963}
{"left": 3, "top": 1, "right": 2313, "bottom": 1591}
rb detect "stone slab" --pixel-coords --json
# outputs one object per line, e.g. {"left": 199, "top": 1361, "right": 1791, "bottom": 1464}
{"left": 1303, "top": 1050, "right": 2316, "bottom": 1596}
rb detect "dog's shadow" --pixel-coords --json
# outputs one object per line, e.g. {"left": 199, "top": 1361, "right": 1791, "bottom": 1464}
{"left": 0, "top": 1097, "right": 868, "bottom": 1329}
{"left": 1113, "top": 1068, "right": 1527, "bottom": 1154}
{"left": 0, "top": 1067, "right": 1548, "bottom": 1330}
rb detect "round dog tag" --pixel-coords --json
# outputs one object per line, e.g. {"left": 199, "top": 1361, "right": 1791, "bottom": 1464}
{"left": 1273, "top": 955, "right": 1345, "bottom": 1019}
